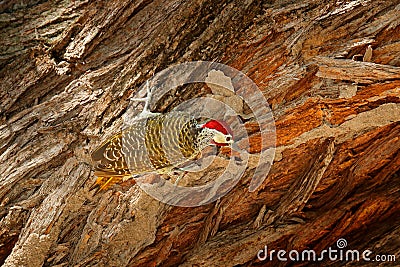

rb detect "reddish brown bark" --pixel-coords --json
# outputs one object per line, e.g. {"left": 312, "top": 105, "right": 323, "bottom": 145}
{"left": 1, "top": 0, "right": 399, "bottom": 266}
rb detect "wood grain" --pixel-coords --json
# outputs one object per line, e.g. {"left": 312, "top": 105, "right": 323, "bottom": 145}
{"left": 1, "top": 0, "right": 399, "bottom": 266}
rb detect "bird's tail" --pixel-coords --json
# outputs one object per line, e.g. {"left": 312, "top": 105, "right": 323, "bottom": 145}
{"left": 89, "top": 171, "right": 131, "bottom": 195}
{"left": 89, "top": 177, "right": 118, "bottom": 195}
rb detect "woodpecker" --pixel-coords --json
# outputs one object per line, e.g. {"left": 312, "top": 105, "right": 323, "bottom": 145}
{"left": 90, "top": 86, "right": 234, "bottom": 194}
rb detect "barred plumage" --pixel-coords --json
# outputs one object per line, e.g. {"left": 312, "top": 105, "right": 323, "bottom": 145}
{"left": 90, "top": 112, "right": 233, "bottom": 193}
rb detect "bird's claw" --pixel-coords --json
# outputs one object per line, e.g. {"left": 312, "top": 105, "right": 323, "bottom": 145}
{"left": 131, "top": 80, "right": 159, "bottom": 117}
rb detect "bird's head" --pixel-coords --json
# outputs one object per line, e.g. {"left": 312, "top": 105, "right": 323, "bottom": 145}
{"left": 200, "top": 119, "right": 234, "bottom": 147}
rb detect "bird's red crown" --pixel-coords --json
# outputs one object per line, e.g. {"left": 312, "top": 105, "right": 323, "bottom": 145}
{"left": 202, "top": 120, "right": 233, "bottom": 136}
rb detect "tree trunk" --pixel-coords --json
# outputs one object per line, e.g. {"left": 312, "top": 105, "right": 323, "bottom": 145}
{"left": 1, "top": 0, "right": 399, "bottom": 266}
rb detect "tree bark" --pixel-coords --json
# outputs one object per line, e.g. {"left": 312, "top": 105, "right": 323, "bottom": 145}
{"left": 1, "top": 0, "right": 399, "bottom": 266}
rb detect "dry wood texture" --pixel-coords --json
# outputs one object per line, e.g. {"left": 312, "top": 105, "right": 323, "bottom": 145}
{"left": 1, "top": 0, "right": 399, "bottom": 266}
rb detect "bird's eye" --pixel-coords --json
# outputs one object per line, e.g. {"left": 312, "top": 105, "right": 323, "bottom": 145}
{"left": 226, "top": 136, "right": 231, "bottom": 141}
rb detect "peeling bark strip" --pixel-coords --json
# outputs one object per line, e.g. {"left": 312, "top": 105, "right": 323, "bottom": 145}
{"left": 315, "top": 56, "right": 400, "bottom": 84}
{"left": 1, "top": 0, "right": 399, "bottom": 266}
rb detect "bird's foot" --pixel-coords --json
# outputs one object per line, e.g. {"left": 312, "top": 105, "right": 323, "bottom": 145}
{"left": 131, "top": 80, "right": 159, "bottom": 118}
{"left": 174, "top": 173, "right": 183, "bottom": 186}
{"left": 169, "top": 170, "right": 188, "bottom": 186}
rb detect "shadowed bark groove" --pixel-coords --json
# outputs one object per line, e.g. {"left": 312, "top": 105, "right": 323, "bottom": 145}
{"left": 1, "top": 0, "right": 399, "bottom": 266}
